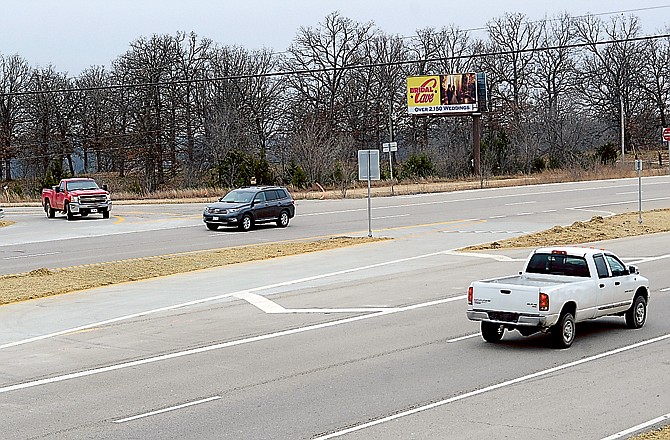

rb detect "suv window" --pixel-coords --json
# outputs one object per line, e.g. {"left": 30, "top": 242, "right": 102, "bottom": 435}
{"left": 264, "top": 190, "right": 279, "bottom": 201}
{"left": 253, "top": 192, "right": 266, "bottom": 203}
{"left": 276, "top": 189, "right": 288, "bottom": 199}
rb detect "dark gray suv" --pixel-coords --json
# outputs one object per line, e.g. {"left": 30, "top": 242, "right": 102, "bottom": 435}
{"left": 203, "top": 186, "right": 295, "bottom": 231}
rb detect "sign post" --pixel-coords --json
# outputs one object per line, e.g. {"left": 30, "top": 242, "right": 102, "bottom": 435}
{"left": 662, "top": 128, "right": 670, "bottom": 175}
{"left": 358, "top": 149, "right": 380, "bottom": 237}
{"left": 382, "top": 142, "right": 397, "bottom": 196}
{"left": 635, "top": 159, "right": 643, "bottom": 224}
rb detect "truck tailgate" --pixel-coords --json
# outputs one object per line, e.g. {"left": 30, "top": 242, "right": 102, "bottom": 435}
{"left": 471, "top": 281, "right": 542, "bottom": 315}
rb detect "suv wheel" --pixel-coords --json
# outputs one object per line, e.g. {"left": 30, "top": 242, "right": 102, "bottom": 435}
{"left": 239, "top": 214, "right": 253, "bottom": 231}
{"left": 276, "top": 210, "right": 290, "bottom": 228}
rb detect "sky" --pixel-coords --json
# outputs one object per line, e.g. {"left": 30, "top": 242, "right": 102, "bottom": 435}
{"left": 1, "top": 0, "right": 669, "bottom": 76}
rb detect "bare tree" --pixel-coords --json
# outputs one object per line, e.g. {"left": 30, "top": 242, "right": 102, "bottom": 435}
{"left": 639, "top": 33, "right": 670, "bottom": 131}
{"left": 284, "top": 12, "right": 376, "bottom": 131}
{"left": 76, "top": 66, "right": 114, "bottom": 173}
{"left": 23, "top": 66, "right": 79, "bottom": 178}
{"left": 0, "top": 53, "right": 30, "bottom": 180}
{"left": 527, "top": 13, "right": 582, "bottom": 167}
{"left": 576, "top": 14, "right": 648, "bottom": 156}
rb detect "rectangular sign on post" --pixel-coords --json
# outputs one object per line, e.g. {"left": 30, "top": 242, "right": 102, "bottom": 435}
{"left": 358, "top": 149, "right": 380, "bottom": 180}
{"left": 407, "top": 73, "right": 479, "bottom": 115}
{"left": 382, "top": 142, "right": 398, "bottom": 152}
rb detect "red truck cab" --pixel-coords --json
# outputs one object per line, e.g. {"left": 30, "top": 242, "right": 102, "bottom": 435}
{"left": 42, "top": 178, "right": 112, "bottom": 220}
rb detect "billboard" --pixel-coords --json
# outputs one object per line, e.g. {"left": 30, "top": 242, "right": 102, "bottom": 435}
{"left": 407, "top": 72, "right": 480, "bottom": 115}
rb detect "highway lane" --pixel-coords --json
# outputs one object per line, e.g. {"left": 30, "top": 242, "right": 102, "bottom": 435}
{"left": 1, "top": 176, "right": 670, "bottom": 275}
{"left": 0, "top": 175, "right": 669, "bottom": 439}
{"left": 0, "top": 233, "right": 668, "bottom": 439}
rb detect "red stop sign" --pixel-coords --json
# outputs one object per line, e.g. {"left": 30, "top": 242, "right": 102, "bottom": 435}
{"left": 663, "top": 127, "right": 670, "bottom": 141}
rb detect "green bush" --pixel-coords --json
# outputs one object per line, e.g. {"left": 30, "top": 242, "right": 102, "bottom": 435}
{"left": 401, "top": 153, "right": 435, "bottom": 179}
{"left": 595, "top": 142, "right": 619, "bottom": 165}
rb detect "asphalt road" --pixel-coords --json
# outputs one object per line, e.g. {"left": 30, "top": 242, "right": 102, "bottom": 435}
{"left": 1, "top": 176, "right": 669, "bottom": 439}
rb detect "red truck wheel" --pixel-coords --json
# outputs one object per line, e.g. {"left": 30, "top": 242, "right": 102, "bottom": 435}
{"left": 44, "top": 200, "right": 55, "bottom": 218}
{"left": 66, "top": 203, "right": 75, "bottom": 220}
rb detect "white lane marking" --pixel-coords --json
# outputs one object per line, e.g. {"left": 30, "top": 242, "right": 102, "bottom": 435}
{"left": 0, "top": 249, "right": 454, "bottom": 350}
{"left": 0, "top": 296, "right": 465, "bottom": 395}
{"left": 313, "top": 333, "right": 670, "bottom": 439}
{"left": 233, "top": 291, "right": 398, "bottom": 314}
{"left": 372, "top": 214, "right": 410, "bottom": 220}
{"left": 628, "top": 254, "right": 670, "bottom": 265}
{"left": 113, "top": 396, "right": 222, "bottom": 423}
{"left": 616, "top": 191, "right": 639, "bottom": 195}
{"left": 298, "top": 180, "right": 670, "bottom": 218}
{"left": 504, "top": 201, "right": 536, "bottom": 206}
{"left": 542, "top": 209, "right": 557, "bottom": 213}
{"left": 488, "top": 215, "right": 506, "bottom": 219}
{"left": 661, "top": 287, "right": 670, "bottom": 292}
{"left": 442, "top": 250, "right": 526, "bottom": 262}
{"left": 601, "top": 412, "right": 670, "bottom": 440}
{"left": 447, "top": 334, "right": 479, "bottom": 343}
{"left": 2, "top": 252, "right": 61, "bottom": 260}
{"left": 515, "top": 212, "right": 532, "bottom": 216}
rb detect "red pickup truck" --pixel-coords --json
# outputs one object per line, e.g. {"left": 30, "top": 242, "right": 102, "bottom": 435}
{"left": 42, "top": 178, "right": 112, "bottom": 220}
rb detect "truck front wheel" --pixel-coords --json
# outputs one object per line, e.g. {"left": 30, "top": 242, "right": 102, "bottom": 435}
{"left": 625, "top": 295, "right": 647, "bottom": 329}
{"left": 551, "top": 312, "right": 575, "bottom": 348}
{"left": 481, "top": 321, "right": 505, "bottom": 343}
{"left": 66, "top": 203, "right": 75, "bottom": 221}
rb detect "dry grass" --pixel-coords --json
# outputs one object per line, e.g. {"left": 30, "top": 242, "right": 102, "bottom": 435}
{"left": 2, "top": 166, "right": 665, "bottom": 205}
{"left": 635, "top": 426, "right": 670, "bottom": 440}
{"left": 0, "top": 236, "right": 385, "bottom": 305}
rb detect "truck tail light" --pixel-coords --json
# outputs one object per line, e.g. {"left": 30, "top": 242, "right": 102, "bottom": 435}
{"left": 468, "top": 287, "right": 473, "bottom": 305}
{"left": 539, "top": 292, "right": 549, "bottom": 311}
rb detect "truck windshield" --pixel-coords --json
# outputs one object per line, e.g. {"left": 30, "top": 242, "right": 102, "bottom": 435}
{"left": 526, "top": 253, "right": 590, "bottom": 277}
{"left": 67, "top": 181, "right": 99, "bottom": 191}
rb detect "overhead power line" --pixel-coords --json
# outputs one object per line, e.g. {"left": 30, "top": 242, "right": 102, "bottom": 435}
{"left": 3, "top": 32, "right": 670, "bottom": 98}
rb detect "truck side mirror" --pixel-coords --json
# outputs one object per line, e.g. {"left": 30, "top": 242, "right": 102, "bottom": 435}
{"left": 54, "top": 186, "right": 60, "bottom": 193}
{"left": 102, "top": 184, "right": 108, "bottom": 191}
{"left": 628, "top": 265, "right": 639, "bottom": 275}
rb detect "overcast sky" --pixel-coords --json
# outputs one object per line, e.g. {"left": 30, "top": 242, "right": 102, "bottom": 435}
{"left": 1, "top": 0, "right": 669, "bottom": 76}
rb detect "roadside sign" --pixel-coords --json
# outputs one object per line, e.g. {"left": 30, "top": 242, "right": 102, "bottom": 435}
{"left": 663, "top": 127, "right": 670, "bottom": 141}
{"left": 358, "top": 150, "right": 380, "bottom": 180}
{"left": 382, "top": 142, "right": 398, "bottom": 153}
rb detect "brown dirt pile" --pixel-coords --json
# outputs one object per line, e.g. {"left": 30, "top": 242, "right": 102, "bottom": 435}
{"left": 462, "top": 208, "right": 670, "bottom": 251}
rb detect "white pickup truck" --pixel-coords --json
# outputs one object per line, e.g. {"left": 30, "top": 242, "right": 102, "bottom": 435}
{"left": 466, "top": 246, "right": 649, "bottom": 348}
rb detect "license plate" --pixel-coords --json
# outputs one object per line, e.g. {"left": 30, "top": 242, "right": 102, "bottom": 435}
{"left": 213, "top": 216, "right": 219, "bottom": 220}
{"left": 91, "top": 209, "right": 97, "bottom": 213}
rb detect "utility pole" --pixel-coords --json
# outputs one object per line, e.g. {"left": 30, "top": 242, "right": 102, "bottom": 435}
{"left": 620, "top": 95, "right": 625, "bottom": 166}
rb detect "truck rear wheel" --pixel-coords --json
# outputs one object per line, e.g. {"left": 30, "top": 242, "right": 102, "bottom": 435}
{"left": 481, "top": 321, "right": 504, "bottom": 343}
{"left": 551, "top": 312, "right": 575, "bottom": 348}
{"left": 45, "top": 200, "right": 55, "bottom": 218}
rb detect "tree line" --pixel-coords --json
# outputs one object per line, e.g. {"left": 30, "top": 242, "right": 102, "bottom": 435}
{"left": 0, "top": 11, "right": 669, "bottom": 195}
